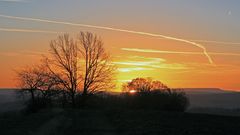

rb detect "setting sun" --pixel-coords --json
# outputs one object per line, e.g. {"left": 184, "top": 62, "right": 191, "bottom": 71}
{"left": 129, "top": 90, "right": 137, "bottom": 94}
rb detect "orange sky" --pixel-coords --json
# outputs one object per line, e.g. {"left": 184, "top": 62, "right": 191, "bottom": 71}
{"left": 0, "top": 30, "right": 240, "bottom": 91}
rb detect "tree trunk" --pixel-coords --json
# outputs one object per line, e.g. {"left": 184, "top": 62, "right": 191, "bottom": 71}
{"left": 71, "top": 92, "right": 75, "bottom": 107}
{"left": 30, "top": 90, "right": 35, "bottom": 104}
{"left": 83, "top": 88, "right": 88, "bottom": 96}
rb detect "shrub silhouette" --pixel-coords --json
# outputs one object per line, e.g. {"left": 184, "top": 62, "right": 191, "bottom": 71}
{"left": 163, "top": 90, "right": 190, "bottom": 111}
{"left": 122, "top": 77, "right": 169, "bottom": 93}
{"left": 120, "top": 90, "right": 189, "bottom": 111}
{"left": 120, "top": 78, "right": 189, "bottom": 111}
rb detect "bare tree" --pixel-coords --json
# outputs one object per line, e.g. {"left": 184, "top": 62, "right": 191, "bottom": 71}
{"left": 45, "top": 34, "right": 79, "bottom": 106}
{"left": 16, "top": 64, "right": 49, "bottom": 103}
{"left": 122, "top": 78, "right": 169, "bottom": 93}
{"left": 16, "top": 32, "right": 116, "bottom": 107}
{"left": 78, "top": 32, "right": 115, "bottom": 95}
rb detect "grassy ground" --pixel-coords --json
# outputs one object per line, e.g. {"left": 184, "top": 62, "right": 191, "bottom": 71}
{"left": 0, "top": 108, "right": 240, "bottom": 135}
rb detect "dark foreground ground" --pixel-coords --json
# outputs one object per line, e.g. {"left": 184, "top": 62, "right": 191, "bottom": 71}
{"left": 0, "top": 108, "right": 240, "bottom": 135}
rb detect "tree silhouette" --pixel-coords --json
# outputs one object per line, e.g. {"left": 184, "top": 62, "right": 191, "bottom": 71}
{"left": 16, "top": 64, "right": 57, "bottom": 104}
{"left": 42, "top": 32, "right": 115, "bottom": 105}
{"left": 16, "top": 32, "right": 116, "bottom": 108}
{"left": 122, "top": 77, "right": 189, "bottom": 111}
{"left": 122, "top": 78, "right": 169, "bottom": 93}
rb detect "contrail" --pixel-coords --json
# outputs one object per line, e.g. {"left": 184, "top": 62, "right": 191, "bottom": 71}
{"left": 190, "top": 40, "right": 240, "bottom": 45}
{"left": 0, "top": 27, "right": 59, "bottom": 34}
{"left": 0, "top": 14, "right": 214, "bottom": 64}
{"left": 157, "top": 38, "right": 240, "bottom": 45}
{"left": 210, "top": 52, "right": 240, "bottom": 56}
{"left": 122, "top": 48, "right": 240, "bottom": 56}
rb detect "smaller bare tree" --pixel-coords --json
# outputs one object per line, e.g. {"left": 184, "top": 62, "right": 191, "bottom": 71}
{"left": 16, "top": 64, "right": 48, "bottom": 104}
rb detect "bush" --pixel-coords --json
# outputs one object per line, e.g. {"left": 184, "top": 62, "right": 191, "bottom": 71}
{"left": 163, "top": 90, "right": 190, "bottom": 112}
{"left": 119, "top": 90, "right": 189, "bottom": 111}
{"left": 74, "top": 90, "right": 189, "bottom": 112}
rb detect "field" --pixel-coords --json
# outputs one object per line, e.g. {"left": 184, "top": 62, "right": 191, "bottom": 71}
{"left": 0, "top": 108, "right": 240, "bottom": 135}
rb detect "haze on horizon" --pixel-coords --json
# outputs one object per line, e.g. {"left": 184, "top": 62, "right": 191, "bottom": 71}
{"left": 0, "top": 0, "right": 240, "bottom": 91}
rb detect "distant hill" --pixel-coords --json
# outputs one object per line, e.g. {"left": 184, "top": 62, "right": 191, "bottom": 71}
{"left": 183, "top": 88, "right": 240, "bottom": 108}
{"left": 0, "top": 89, "right": 25, "bottom": 113}
{"left": 183, "top": 88, "right": 234, "bottom": 94}
{"left": 182, "top": 88, "right": 240, "bottom": 116}
{"left": 0, "top": 88, "right": 18, "bottom": 90}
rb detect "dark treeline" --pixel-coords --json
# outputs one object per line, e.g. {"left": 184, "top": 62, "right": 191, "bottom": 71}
{"left": 16, "top": 31, "right": 189, "bottom": 112}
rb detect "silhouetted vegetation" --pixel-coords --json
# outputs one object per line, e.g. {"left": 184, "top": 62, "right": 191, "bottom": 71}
{"left": 121, "top": 78, "right": 189, "bottom": 111}
{"left": 122, "top": 77, "right": 169, "bottom": 93}
{"left": 121, "top": 90, "right": 189, "bottom": 111}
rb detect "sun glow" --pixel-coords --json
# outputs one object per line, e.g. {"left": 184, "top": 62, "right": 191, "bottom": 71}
{"left": 129, "top": 90, "right": 137, "bottom": 94}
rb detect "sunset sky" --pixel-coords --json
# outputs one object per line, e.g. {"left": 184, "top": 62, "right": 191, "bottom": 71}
{"left": 0, "top": 0, "right": 240, "bottom": 91}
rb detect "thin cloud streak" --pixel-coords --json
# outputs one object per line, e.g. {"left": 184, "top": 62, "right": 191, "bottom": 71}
{"left": 0, "top": 14, "right": 213, "bottom": 64}
{"left": 0, "top": 28, "right": 59, "bottom": 34}
{"left": 114, "top": 56, "right": 188, "bottom": 71}
{"left": 0, "top": 50, "right": 47, "bottom": 57}
{"left": 122, "top": 48, "right": 240, "bottom": 56}
{"left": 118, "top": 67, "right": 154, "bottom": 72}
{"left": 0, "top": 0, "right": 28, "bottom": 2}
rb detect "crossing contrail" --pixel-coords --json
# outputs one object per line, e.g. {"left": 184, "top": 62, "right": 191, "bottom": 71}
{"left": 0, "top": 14, "right": 214, "bottom": 64}
{"left": 158, "top": 38, "right": 240, "bottom": 45}
{"left": 190, "top": 39, "right": 240, "bottom": 45}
